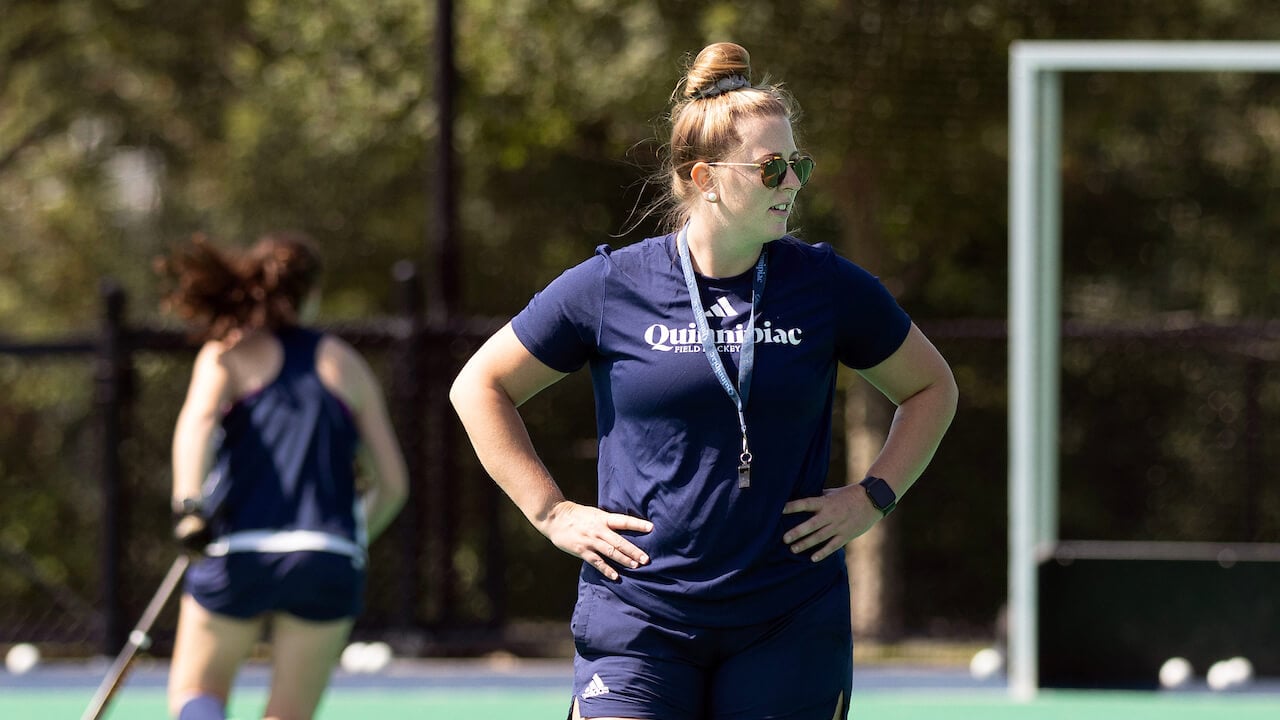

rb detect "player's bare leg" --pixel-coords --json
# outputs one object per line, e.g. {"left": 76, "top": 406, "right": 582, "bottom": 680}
{"left": 168, "top": 595, "right": 263, "bottom": 718}
{"left": 262, "top": 612, "right": 354, "bottom": 720}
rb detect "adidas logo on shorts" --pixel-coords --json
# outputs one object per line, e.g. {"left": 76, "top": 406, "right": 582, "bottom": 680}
{"left": 581, "top": 672, "right": 610, "bottom": 699}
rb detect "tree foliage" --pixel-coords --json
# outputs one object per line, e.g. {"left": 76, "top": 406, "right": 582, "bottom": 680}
{"left": 4, "top": 0, "right": 1280, "bottom": 639}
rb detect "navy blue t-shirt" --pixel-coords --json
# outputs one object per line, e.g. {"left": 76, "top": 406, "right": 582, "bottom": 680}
{"left": 512, "top": 233, "right": 911, "bottom": 627}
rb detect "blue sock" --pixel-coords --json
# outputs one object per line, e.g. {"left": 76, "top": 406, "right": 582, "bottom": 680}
{"left": 177, "top": 694, "right": 225, "bottom": 720}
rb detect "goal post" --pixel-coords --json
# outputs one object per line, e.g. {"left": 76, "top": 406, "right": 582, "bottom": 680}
{"left": 1006, "top": 40, "right": 1280, "bottom": 701}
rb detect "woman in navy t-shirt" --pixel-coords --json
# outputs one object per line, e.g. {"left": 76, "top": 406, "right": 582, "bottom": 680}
{"left": 452, "top": 42, "right": 957, "bottom": 720}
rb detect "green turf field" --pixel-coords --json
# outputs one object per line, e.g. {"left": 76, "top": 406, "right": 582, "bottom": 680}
{"left": 4, "top": 657, "right": 1277, "bottom": 720}
{"left": 4, "top": 687, "right": 1280, "bottom": 720}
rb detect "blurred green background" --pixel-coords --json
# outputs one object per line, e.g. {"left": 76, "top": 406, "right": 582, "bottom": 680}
{"left": 3, "top": 0, "right": 1280, "bottom": 661}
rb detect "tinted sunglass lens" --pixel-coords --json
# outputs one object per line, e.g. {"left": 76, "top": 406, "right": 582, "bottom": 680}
{"left": 759, "top": 157, "right": 815, "bottom": 188}
{"left": 795, "top": 157, "right": 815, "bottom": 185}
{"left": 760, "top": 158, "right": 787, "bottom": 188}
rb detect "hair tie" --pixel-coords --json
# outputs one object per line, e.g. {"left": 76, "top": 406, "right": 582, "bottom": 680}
{"left": 696, "top": 74, "right": 750, "bottom": 99}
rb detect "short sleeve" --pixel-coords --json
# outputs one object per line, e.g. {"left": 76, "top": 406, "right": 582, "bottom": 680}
{"left": 828, "top": 252, "right": 912, "bottom": 369}
{"left": 510, "top": 251, "right": 609, "bottom": 373}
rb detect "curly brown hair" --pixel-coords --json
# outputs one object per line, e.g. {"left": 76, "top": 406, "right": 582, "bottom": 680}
{"left": 156, "top": 230, "right": 323, "bottom": 343}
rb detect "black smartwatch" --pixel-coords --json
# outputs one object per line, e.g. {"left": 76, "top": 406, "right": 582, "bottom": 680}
{"left": 859, "top": 476, "right": 897, "bottom": 517}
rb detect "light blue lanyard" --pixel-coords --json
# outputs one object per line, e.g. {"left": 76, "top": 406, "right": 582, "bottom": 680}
{"left": 676, "top": 225, "right": 768, "bottom": 488}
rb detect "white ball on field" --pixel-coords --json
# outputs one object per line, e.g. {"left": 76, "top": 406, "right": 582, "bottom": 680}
{"left": 968, "top": 646, "right": 1004, "bottom": 680}
{"left": 1226, "top": 657, "right": 1254, "bottom": 687}
{"left": 1207, "top": 659, "right": 1237, "bottom": 691}
{"left": 339, "top": 642, "right": 368, "bottom": 673}
{"left": 362, "top": 641, "right": 393, "bottom": 673}
{"left": 5, "top": 643, "right": 40, "bottom": 675}
{"left": 1158, "top": 656, "right": 1192, "bottom": 689}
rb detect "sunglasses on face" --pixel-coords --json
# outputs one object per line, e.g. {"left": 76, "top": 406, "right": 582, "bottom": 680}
{"left": 707, "top": 153, "right": 816, "bottom": 189}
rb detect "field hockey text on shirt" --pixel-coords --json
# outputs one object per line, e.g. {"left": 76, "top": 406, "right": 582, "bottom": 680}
{"left": 644, "top": 321, "right": 804, "bottom": 352}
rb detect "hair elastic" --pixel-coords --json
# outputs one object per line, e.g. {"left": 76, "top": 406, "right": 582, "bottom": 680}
{"left": 696, "top": 74, "right": 751, "bottom": 99}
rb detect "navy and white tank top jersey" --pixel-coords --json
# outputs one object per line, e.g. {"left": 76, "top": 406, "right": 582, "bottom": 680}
{"left": 203, "top": 327, "right": 364, "bottom": 555}
{"left": 512, "top": 233, "right": 911, "bottom": 628}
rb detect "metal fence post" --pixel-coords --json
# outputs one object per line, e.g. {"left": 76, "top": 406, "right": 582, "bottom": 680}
{"left": 423, "top": 328, "right": 458, "bottom": 627}
{"left": 392, "top": 261, "right": 425, "bottom": 631}
{"left": 94, "top": 280, "right": 128, "bottom": 654}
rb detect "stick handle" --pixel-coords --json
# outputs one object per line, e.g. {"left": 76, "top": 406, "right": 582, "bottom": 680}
{"left": 80, "top": 554, "right": 190, "bottom": 720}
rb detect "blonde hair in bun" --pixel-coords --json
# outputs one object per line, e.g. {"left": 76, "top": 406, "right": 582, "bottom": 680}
{"left": 662, "top": 42, "right": 798, "bottom": 231}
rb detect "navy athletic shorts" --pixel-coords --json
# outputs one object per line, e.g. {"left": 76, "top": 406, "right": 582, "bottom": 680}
{"left": 185, "top": 551, "right": 365, "bottom": 622}
{"left": 571, "top": 574, "right": 852, "bottom": 720}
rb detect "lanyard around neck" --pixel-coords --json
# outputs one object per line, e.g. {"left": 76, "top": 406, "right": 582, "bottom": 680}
{"left": 676, "top": 225, "right": 768, "bottom": 488}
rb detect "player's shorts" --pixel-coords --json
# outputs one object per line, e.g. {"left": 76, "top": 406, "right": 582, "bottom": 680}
{"left": 571, "top": 573, "right": 852, "bottom": 720}
{"left": 185, "top": 550, "right": 365, "bottom": 622}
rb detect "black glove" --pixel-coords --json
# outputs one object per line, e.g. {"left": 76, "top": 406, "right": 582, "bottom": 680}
{"left": 172, "top": 498, "right": 213, "bottom": 554}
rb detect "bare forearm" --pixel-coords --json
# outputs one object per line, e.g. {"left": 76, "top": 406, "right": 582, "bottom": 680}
{"left": 361, "top": 484, "right": 407, "bottom": 541}
{"left": 359, "top": 440, "right": 409, "bottom": 542}
{"left": 865, "top": 379, "right": 958, "bottom": 496}
{"left": 451, "top": 383, "right": 566, "bottom": 531}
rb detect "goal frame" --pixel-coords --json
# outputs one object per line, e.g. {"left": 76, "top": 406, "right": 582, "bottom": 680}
{"left": 1007, "top": 40, "right": 1280, "bottom": 700}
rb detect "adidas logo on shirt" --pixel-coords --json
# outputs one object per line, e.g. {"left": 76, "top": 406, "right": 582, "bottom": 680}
{"left": 705, "top": 296, "right": 737, "bottom": 318}
{"left": 581, "top": 672, "right": 610, "bottom": 699}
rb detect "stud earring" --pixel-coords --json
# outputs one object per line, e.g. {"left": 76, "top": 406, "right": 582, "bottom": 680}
{"left": 704, "top": 192, "right": 718, "bottom": 203}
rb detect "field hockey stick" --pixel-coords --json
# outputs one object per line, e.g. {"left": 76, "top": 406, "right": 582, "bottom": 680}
{"left": 80, "top": 553, "right": 191, "bottom": 720}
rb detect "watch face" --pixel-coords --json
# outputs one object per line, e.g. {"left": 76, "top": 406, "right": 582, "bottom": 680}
{"left": 862, "top": 477, "right": 896, "bottom": 511}
{"left": 869, "top": 485, "right": 892, "bottom": 508}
